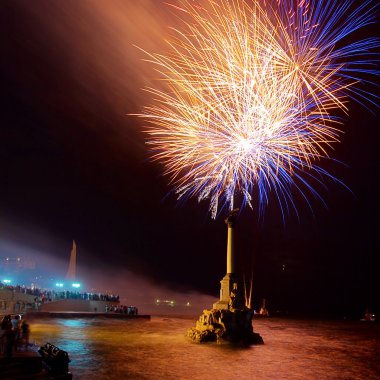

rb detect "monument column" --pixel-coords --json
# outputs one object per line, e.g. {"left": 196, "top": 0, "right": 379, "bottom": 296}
{"left": 213, "top": 209, "right": 240, "bottom": 310}
{"left": 189, "top": 207, "right": 264, "bottom": 344}
{"left": 226, "top": 215, "right": 235, "bottom": 275}
{"left": 66, "top": 240, "right": 77, "bottom": 281}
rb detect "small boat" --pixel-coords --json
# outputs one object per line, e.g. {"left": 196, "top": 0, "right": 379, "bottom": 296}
{"left": 360, "top": 312, "right": 376, "bottom": 322}
{"left": 360, "top": 307, "right": 376, "bottom": 322}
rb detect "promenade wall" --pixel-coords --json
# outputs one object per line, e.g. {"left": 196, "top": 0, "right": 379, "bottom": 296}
{"left": 1, "top": 288, "right": 119, "bottom": 314}
{"left": 0, "top": 288, "right": 36, "bottom": 314}
{"left": 41, "top": 299, "right": 118, "bottom": 312}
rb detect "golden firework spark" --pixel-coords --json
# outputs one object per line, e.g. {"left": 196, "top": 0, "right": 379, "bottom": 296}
{"left": 138, "top": 0, "right": 378, "bottom": 218}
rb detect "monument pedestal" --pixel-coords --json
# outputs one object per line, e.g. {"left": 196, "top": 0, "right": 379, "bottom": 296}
{"left": 213, "top": 273, "right": 237, "bottom": 310}
{"left": 187, "top": 307, "right": 264, "bottom": 345}
{"left": 187, "top": 209, "right": 263, "bottom": 345}
{"left": 188, "top": 277, "right": 263, "bottom": 345}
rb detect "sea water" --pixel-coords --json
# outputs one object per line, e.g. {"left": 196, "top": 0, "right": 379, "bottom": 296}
{"left": 29, "top": 316, "right": 380, "bottom": 379}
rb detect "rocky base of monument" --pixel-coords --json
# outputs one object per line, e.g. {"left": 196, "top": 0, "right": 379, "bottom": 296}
{"left": 187, "top": 308, "right": 264, "bottom": 345}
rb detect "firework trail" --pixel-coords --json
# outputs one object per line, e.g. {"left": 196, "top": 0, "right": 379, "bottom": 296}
{"left": 139, "top": 0, "right": 378, "bottom": 219}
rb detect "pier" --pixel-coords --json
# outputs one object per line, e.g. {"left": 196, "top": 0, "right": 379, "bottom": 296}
{"left": 26, "top": 311, "right": 151, "bottom": 319}
{"left": 0, "top": 346, "right": 44, "bottom": 380}
{"left": 0, "top": 287, "right": 36, "bottom": 315}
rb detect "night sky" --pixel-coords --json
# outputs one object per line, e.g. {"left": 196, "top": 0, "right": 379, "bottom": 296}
{"left": 0, "top": 0, "right": 379, "bottom": 317}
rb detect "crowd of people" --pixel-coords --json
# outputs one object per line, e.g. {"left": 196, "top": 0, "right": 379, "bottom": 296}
{"left": 39, "top": 290, "right": 120, "bottom": 303}
{"left": 1, "top": 282, "right": 141, "bottom": 318}
{"left": 0, "top": 314, "right": 30, "bottom": 358}
{"left": 105, "top": 304, "right": 138, "bottom": 315}
{"left": 0, "top": 282, "right": 120, "bottom": 304}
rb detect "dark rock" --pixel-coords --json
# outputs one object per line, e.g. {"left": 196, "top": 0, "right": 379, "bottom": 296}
{"left": 187, "top": 308, "right": 264, "bottom": 345}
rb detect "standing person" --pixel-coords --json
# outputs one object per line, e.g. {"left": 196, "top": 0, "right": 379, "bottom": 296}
{"left": 1, "top": 315, "right": 11, "bottom": 354}
{"left": 11, "top": 315, "right": 21, "bottom": 351}
{"left": 20, "top": 319, "right": 30, "bottom": 351}
{"left": 3, "top": 322, "right": 16, "bottom": 358}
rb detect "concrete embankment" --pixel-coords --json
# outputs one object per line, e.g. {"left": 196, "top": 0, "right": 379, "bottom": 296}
{"left": 0, "top": 345, "right": 44, "bottom": 380}
{"left": 26, "top": 311, "right": 151, "bottom": 319}
{"left": 40, "top": 298, "right": 118, "bottom": 313}
{"left": 0, "top": 288, "right": 36, "bottom": 314}
{"left": 0, "top": 288, "right": 121, "bottom": 314}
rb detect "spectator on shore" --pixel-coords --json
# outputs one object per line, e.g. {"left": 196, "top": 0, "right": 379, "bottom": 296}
{"left": 11, "top": 315, "right": 21, "bottom": 351}
{"left": 20, "top": 318, "right": 30, "bottom": 351}
{"left": 1, "top": 315, "right": 12, "bottom": 354}
{"left": 3, "top": 282, "right": 121, "bottom": 306}
{"left": 3, "top": 322, "right": 16, "bottom": 358}
{"left": 11, "top": 314, "right": 21, "bottom": 330}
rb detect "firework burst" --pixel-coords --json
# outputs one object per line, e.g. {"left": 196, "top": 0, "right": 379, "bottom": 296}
{"left": 138, "top": 0, "right": 378, "bottom": 219}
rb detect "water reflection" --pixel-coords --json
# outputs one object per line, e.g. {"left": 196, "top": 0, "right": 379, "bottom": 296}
{"left": 60, "top": 319, "right": 89, "bottom": 328}
{"left": 30, "top": 317, "right": 380, "bottom": 380}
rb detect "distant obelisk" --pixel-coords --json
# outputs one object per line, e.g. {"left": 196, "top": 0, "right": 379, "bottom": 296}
{"left": 65, "top": 240, "right": 77, "bottom": 280}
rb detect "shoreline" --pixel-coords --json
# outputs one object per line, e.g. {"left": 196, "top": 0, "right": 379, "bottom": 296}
{"left": 25, "top": 311, "right": 151, "bottom": 320}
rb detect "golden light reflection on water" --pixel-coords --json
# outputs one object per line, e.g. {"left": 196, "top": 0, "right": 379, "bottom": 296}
{"left": 29, "top": 317, "right": 380, "bottom": 380}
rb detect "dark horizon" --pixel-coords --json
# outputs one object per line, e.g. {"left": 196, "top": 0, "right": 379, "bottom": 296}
{"left": 0, "top": 0, "right": 379, "bottom": 318}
